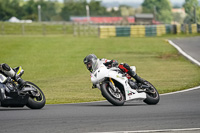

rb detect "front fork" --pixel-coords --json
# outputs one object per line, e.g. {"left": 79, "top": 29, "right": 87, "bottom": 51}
{"left": 109, "top": 78, "right": 117, "bottom": 92}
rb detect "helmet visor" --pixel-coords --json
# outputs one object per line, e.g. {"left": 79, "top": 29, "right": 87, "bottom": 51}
{"left": 85, "top": 59, "right": 98, "bottom": 73}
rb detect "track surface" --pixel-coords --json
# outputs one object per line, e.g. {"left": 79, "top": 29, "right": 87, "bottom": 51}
{"left": 0, "top": 88, "right": 200, "bottom": 133}
{"left": 0, "top": 37, "right": 200, "bottom": 133}
{"left": 171, "top": 36, "right": 200, "bottom": 62}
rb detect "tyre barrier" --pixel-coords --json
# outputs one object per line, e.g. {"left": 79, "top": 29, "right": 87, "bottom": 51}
{"left": 99, "top": 24, "right": 199, "bottom": 38}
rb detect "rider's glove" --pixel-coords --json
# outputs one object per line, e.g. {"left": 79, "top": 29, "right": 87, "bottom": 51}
{"left": 104, "top": 60, "right": 118, "bottom": 68}
{"left": 111, "top": 60, "right": 118, "bottom": 67}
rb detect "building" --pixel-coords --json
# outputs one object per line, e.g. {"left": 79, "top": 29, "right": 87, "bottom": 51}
{"left": 134, "top": 14, "right": 154, "bottom": 25}
{"left": 172, "top": 8, "right": 186, "bottom": 18}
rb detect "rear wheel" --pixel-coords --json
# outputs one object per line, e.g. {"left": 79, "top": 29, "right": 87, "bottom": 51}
{"left": 143, "top": 81, "right": 159, "bottom": 105}
{"left": 25, "top": 82, "right": 46, "bottom": 109}
{"left": 101, "top": 82, "right": 125, "bottom": 106}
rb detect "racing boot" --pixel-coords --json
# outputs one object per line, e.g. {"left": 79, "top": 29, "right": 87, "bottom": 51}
{"left": 127, "top": 69, "right": 146, "bottom": 84}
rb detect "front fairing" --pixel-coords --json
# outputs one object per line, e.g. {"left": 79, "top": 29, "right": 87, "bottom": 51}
{"left": 0, "top": 74, "right": 7, "bottom": 84}
{"left": 90, "top": 65, "right": 147, "bottom": 101}
{"left": 91, "top": 65, "right": 128, "bottom": 87}
{"left": 91, "top": 65, "right": 109, "bottom": 85}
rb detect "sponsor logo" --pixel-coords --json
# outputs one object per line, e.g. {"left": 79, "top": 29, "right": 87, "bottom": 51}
{"left": 127, "top": 90, "right": 135, "bottom": 96}
{"left": 116, "top": 75, "right": 125, "bottom": 79}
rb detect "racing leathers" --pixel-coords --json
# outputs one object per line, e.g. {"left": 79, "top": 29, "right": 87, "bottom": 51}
{"left": 99, "top": 59, "right": 145, "bottom": 84}
{"left": 0, "top": 63, "right": 24, "bottom": 84}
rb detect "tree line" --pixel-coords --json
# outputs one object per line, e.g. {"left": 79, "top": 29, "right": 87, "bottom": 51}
{"left": 0, "top": 0, "right": 120, "bottom": 21}
{"left": 0, "top": 0, "right": 199, "bottom": 24}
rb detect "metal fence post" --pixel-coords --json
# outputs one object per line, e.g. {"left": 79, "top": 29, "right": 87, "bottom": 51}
{"left": 1, "top": 22, "right": 4, "bottom": 35}
{"left": 63, "top": 22, "right": 66, "bottom": 35}
{"left": 43, "top": 23, "right": 46, "bottom": 36}
{"left": 73, "top": 22, "right": 77, "bottom": 37}
{"left": 78, "top": 23, "right": 80, "bottom": 36}
{"left": 22, "top": 23, "right": 25, "bottom": 35}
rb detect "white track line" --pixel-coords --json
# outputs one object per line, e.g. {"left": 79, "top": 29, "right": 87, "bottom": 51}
{"left": 168, "top": 40, "right": 200, "bottom": 67}
{"left": 160, "top": 40, "right": 200, "bottom": 95}
{"left": 161, "top": 85, "right": 200, "bottom": 96}
{"left": 90, "top": 128, "right": 200, "bottom": 133}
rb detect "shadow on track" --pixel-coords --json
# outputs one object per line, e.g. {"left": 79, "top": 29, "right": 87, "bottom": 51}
{"left": 0, "top": 108, "right": 30, "bottom": 111}
{"left": 67, "top": 101, "right": 147, "bottom": 107}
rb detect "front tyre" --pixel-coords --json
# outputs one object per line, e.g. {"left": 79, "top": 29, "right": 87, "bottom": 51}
{"left": 25, "top": 82, "right": 46, "bottom": 109}
{"left": 143, "top": 81, "right": 159, "bottom": 105}
{"left": 101, "top": 82, "right": 125, "bottom": 106}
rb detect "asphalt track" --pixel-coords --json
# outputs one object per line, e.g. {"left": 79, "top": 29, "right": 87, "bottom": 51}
{"left": 0, "top": 37, "right": 200, "bottom": 133}
{"left": 171, "top": 36, "right": 200, "bottom": 64}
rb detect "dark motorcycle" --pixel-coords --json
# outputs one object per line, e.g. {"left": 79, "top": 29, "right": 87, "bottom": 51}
{"left": 0, "top": 66, "right": 46, "bottom": 109}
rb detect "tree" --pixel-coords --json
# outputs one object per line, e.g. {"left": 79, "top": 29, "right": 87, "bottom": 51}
{"left": 142, "top": 0, "right": 172, "bottom": 23}
{"left": 23, "top": 0, "right": 58, "bottom": 21}
{"left": 89, "top": 0, "right": 107, "bottom": 16}
{"left": 172, "top": 12, "right": 184, "bottom": 24}
{"left": 60, "top": 0, "right": 109, "bottom": 21}
{"left": 0, "top": 0, "right": 25, "bottom": 21}
{"left": 61, "top": 0, "right": 87, "bottom": 21}
{"left": 109, "top": 8, "right": 121, "bottom": 17}
{"left": 183, "top": 0, "right": 200, "bottom": 23}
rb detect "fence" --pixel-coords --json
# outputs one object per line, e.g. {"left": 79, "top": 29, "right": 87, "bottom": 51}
{"left": 73, "top": 23, "right": 99, "bottom": 37}
{"left": 1, "top": 22, "right": 199, "bottom": 38}
{"left": 0, "top": 22, "right": 73, "bottom": 35}
{"left": 98, "top": 24, "right": 200, "bottom": 38}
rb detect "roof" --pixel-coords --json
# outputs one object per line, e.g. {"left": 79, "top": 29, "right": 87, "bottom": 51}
{"left": 70, "top": 17, "right": 135, "bottom": 23}
{"left": 135, "top": 14, "right": 154, "bottom": 19}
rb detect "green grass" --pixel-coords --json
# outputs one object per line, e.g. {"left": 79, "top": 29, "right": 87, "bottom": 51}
{"left": 0, "top": 22, "right": 73, "bottom": 35}
{"left": 0, "top": 35, "right": 200, "bottom": 104}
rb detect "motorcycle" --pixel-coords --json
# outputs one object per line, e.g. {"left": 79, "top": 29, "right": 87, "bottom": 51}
{"left": 0, "top": 66, "right": 46, "bottom": 109}
{"left": 91, "top": 64, "right": 160, "bottom": 106}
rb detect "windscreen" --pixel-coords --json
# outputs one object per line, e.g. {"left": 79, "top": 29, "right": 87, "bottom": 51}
{"left": 91, "top": 58, "right": 99, "bottom": 73}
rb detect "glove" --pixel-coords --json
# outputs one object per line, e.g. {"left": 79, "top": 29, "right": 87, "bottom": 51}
{"left": 104, "top": 60, "right": 118, "bottom": 68}
{"left": 111, "top": 60, "right": 118, "bottom": 67}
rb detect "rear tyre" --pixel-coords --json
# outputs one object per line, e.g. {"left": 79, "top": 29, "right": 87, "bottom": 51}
{"left": 25, "top": 82, "right": 46, "bottom": 109}
{"left": 143, "top": 81, "right": 159, "bottom": 105}
{"left": 101, "top": 82, "right": 125, "bottom": 106}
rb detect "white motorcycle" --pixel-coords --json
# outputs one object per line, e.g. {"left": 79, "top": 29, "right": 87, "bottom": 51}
{"left": 91, "top": 64, "right": 160, "bottom": 106}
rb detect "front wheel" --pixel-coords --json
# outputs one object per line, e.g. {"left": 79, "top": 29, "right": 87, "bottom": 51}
{"left": 25, "top": 82, "right": 46, "bottom": 109}
{"left": 101, "top": 82, "right": 125, "bottom": 106}
{"left": 143, "top": 81, "right": 160, "bottom": 105}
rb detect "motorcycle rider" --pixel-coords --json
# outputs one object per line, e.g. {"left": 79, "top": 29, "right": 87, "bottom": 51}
{"left": 83, "top": 54, "right": 146, "bottom": 88}
{"left": 0, "top": 63, "right": 24, "bottom": 85}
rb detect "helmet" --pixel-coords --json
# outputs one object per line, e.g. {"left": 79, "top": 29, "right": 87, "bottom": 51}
{"left": 83, "top": 54, "right": 98, "bottom": 72}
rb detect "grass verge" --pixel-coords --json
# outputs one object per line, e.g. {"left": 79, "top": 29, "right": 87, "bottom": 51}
{"left": 0, "top": 35, "right": 200, "bottom": 104}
